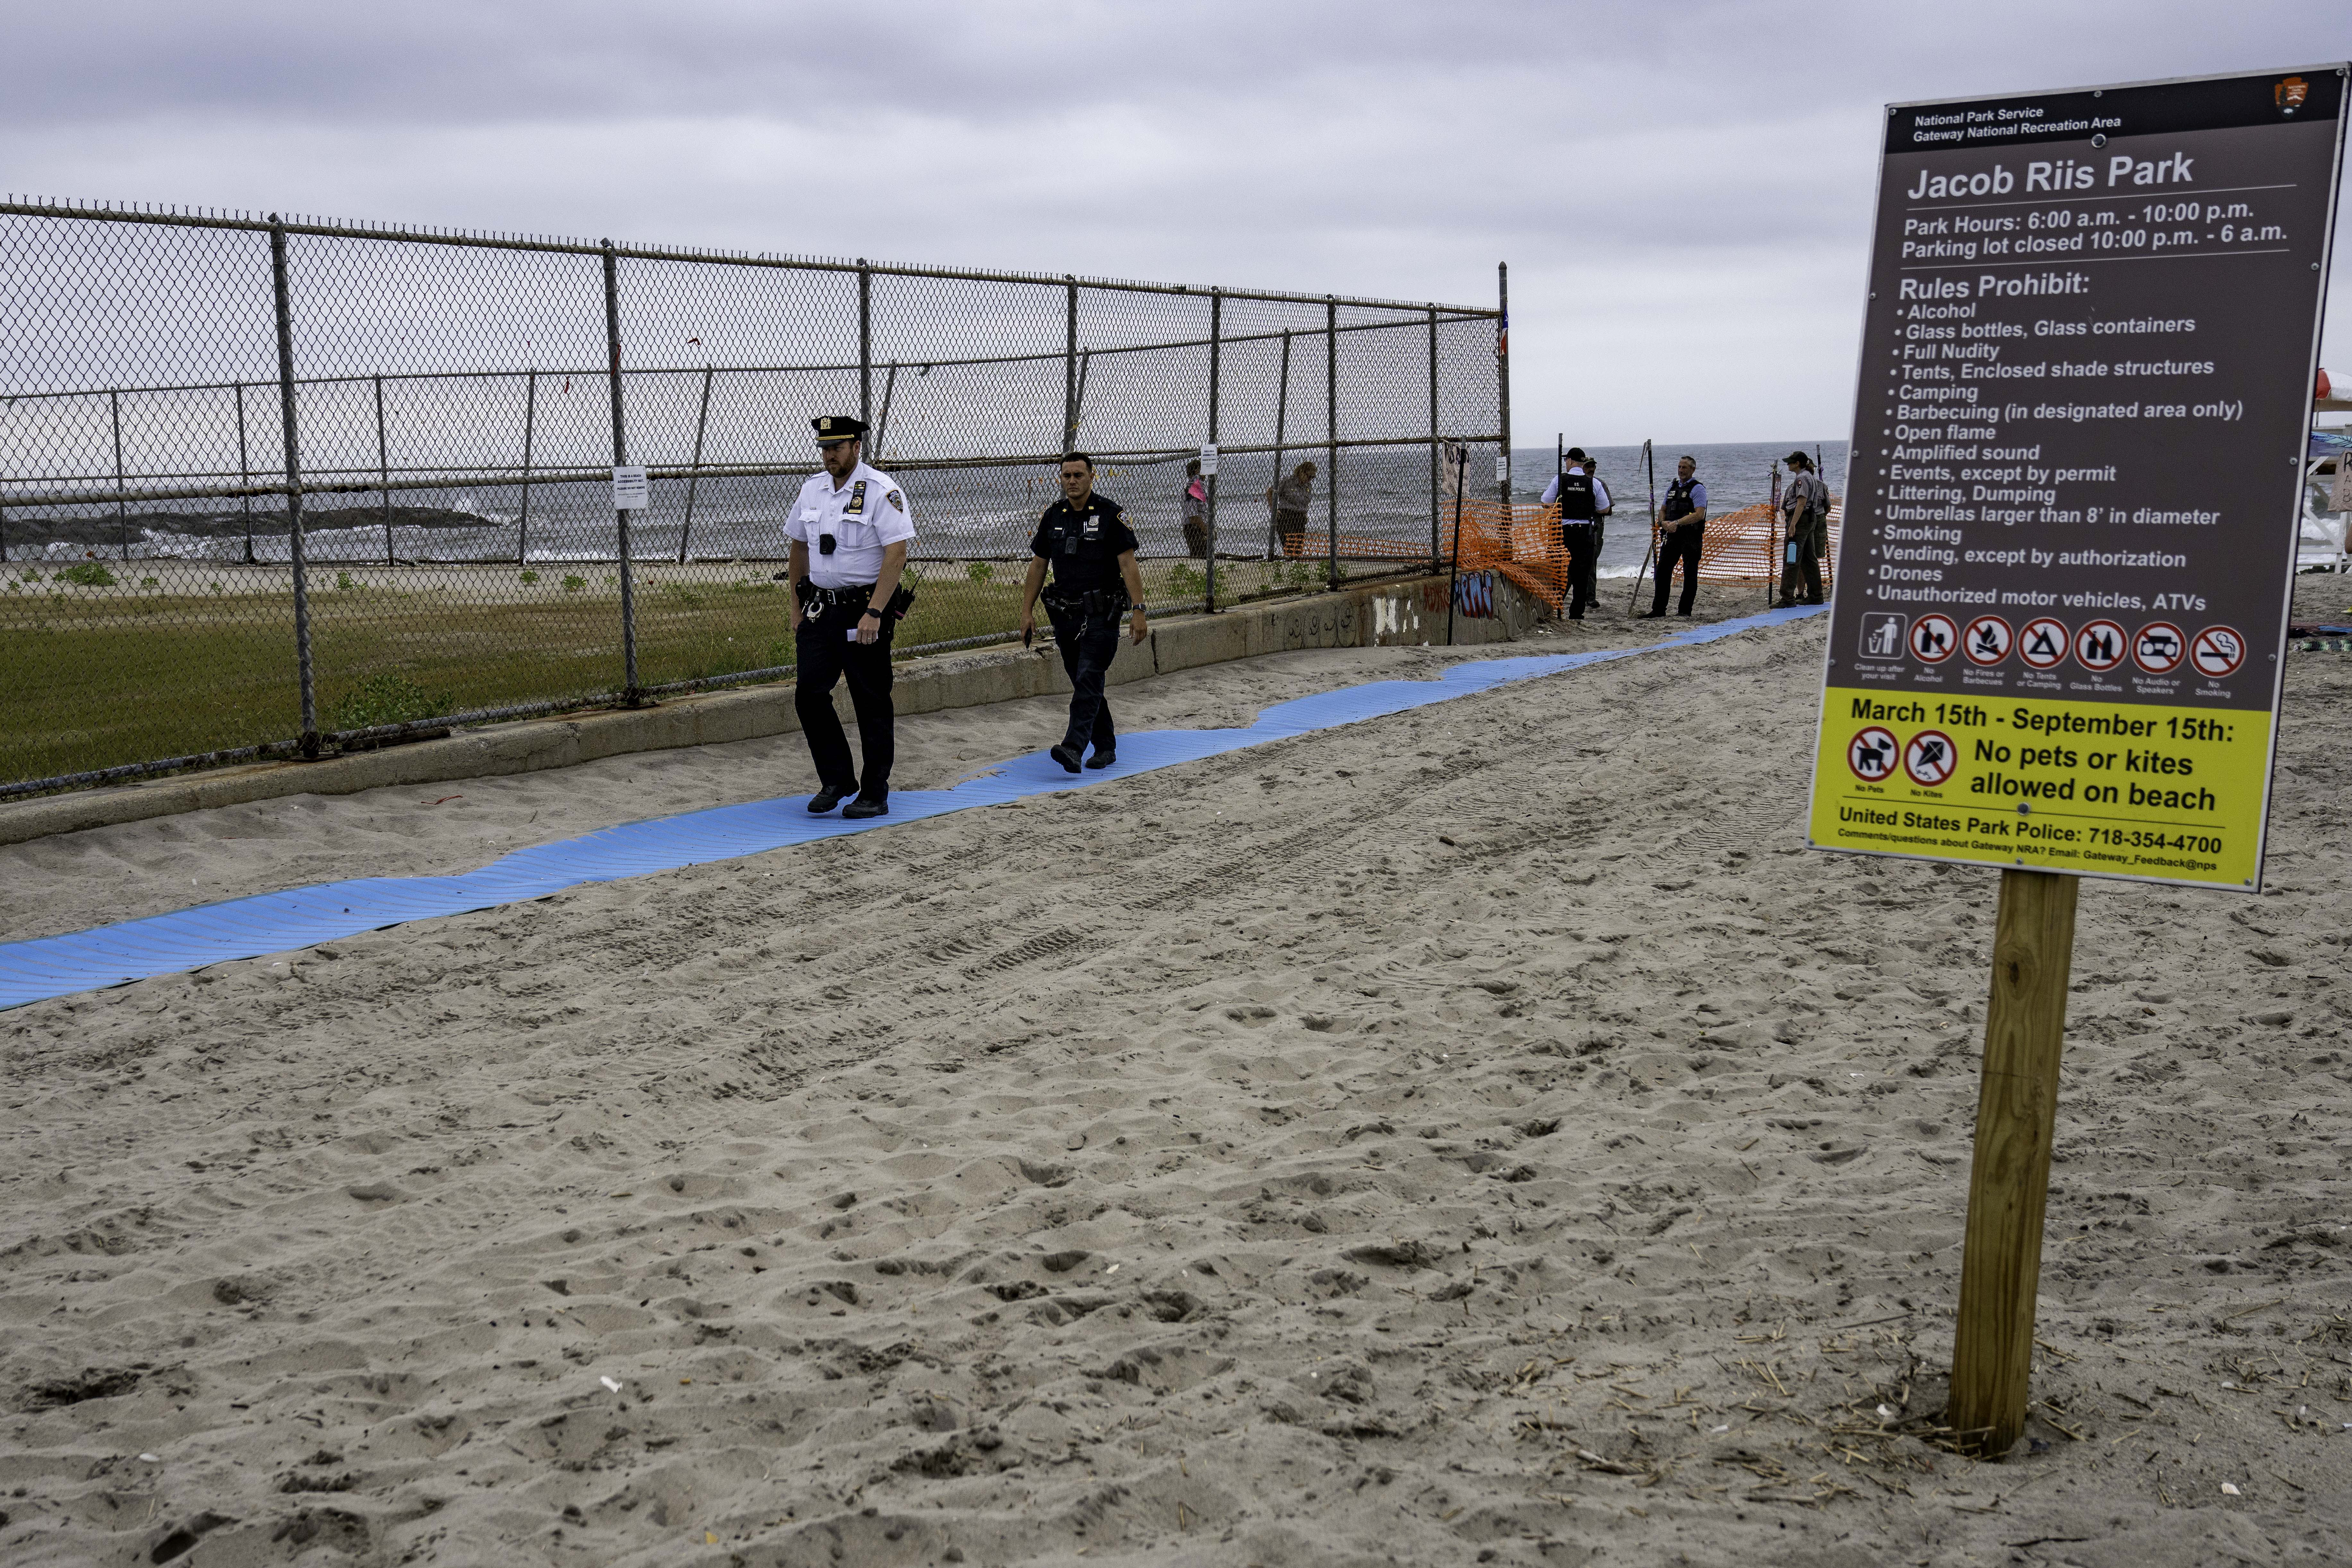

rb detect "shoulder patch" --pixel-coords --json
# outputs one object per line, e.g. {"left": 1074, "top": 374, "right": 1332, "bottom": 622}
{"left": 886, "top": 489, "right": 904, "bottom": 513}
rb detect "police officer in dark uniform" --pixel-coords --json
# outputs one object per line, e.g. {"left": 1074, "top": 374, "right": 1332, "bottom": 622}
{"left": 1539, "top": 447, "right": 1610, "bottom": 619}
{"left": 787, "top": 416, "right": 916, "bottom": 818}
{"left": 1018, "top": 452, "right": 1148, "bottom": 772}
{"left": 1642, "top": 454, "right": 1709, "bottom": 618}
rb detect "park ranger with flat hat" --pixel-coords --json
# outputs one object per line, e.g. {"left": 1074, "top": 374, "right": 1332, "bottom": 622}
{"left": 786, "top": 415, "right": 915, "bottom": 818}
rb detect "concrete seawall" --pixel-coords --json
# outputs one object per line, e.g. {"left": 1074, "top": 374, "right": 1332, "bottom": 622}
{"left": 0, "top": 573, "right": 1547, "bottom": 846}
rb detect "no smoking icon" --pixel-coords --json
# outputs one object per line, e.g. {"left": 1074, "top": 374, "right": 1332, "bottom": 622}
{"left": 2191, "top": 625, "right": 2246, "bottom": 679}
{"left": 1905, "top": 729, "right": 1957, "bottom": 787}
{"left": 1849, "top": 726, "right": 1899, "bottom": 781}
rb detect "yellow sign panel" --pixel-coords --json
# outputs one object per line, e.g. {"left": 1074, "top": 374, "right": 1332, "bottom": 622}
{"left": 1807, "top": 687, "right": 2270, "bottom": 887}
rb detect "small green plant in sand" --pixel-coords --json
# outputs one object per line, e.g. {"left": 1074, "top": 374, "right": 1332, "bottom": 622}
{"left": 519, "top": 569, "right": 540, "bottom": 585}
{"left": 966, "top": 561, "right": 994, "bottom": 585}
{"left": 562, "top": 575, "right": 587, "bottom": 593}
{"left": 332, "top": 671, "right": 456, "bottom": 732}
{"left": 58, "top": 561, "right": 116, "bottom": 587}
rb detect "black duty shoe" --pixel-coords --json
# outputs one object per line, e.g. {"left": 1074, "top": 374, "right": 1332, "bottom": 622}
{"left": 1085, "top": 748, "right": 1117, "bottom": 770}
{"left": 1050, "top": 744, "right": 1083, "bottom": 773}
{"left": 842, "top": 795, "right": 889, "bottom": 819}
{"left": 1638, "top": 610, "right": 1666, "bottom": 619}
{"left": 807, "top": 785, "right": 852, "bottom": 814}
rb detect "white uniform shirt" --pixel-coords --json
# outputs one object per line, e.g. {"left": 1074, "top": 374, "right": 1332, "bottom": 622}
{"left": 786, "top": 462, "right": 916, "bottom": 589}
{"left": 1538, "top": 467, "right": 1611, "bottom": 513}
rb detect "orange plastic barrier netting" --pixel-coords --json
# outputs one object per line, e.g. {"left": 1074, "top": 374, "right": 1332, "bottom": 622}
{"left": 1444, "top": 499, "right": 1841, "bottom": 613}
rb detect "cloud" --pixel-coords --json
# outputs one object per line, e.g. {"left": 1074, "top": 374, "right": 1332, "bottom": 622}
{"left": 1, "top": 0, "right": 2344, "bottom": 441}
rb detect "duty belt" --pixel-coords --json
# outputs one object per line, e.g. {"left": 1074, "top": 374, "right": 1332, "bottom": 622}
{"left": 798, "top": 581, "right": 877, "bottom": 620}
{"left": 1043, "top": 587, "right": 1131, "bottom": 617}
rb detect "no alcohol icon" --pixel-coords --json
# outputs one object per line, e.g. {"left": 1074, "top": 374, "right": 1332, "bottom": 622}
{"left": 1849, "top": 726, "right": 1900, "bottom": 781}
{"left": 2191, "top": 625, "right": 2247, "bottom": 679}
{"left": 1905, "top": 729, "right": 1957, "bottom": 787}
{"left": 1963, "top": 614, "right": 2013, "bottom": 665}
{"left": 1910, "top": 613, "right": 1958, "bottom": 663}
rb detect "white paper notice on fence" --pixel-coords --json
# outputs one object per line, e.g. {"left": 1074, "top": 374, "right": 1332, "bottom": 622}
{"left": 1198, "top": 444, "right": 1218, "bottom": 476}
{"left": 1494, "top": 456, "right": 1510, "bottom": 485}
{"left": 611, "top": 466, "right": 649, "bottom": 510}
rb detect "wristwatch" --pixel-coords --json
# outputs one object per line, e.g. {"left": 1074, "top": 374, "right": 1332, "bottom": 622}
{"left": 861, "top": 608, "right": 881, "bottom": 620}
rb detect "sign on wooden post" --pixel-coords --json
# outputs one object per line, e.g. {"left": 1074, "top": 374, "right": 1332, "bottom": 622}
{"left": 1807, "top": 66, "right": 2346, "bottom": 1457}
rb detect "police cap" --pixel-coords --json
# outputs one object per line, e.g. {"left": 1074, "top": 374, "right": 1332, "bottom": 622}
{"left": 1784, "top": 449, "right": 1811, "bottom": 467}
{"left": 1565, "top": 447, "right": 1588, "bottom": 463}
{"left": 812, "top": 415, "right": 869, "bottom": 446}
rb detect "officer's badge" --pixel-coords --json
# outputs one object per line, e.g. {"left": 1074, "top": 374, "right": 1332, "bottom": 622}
{"left": 886, "top": 489, "right": 905, "bottom": 513}
{"left": 845, "top": 480, "right": 867, "bottom": 516}
{"left": 1082, "top": 511, "right": 1100, "bottom": 537}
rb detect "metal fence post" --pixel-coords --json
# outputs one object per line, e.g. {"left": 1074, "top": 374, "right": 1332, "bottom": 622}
{"left": 679, "top": 363, "right": 713, "bottom": 563}
{"left": 375, "top": 373, "right": 393, "bottom": 566}
{"left": 1427, "top": 306, "right": 1440, "bottom": 568}
{"left": 601, "top": 239, "right": 641, "bottom": 704}
{"left": 110, "top": 388, "right": 129, "bottom": 562}
{"left": 1270, "top": 330, "right": 1291, "bottom": 560}
{"left": 874, "top": 361, "right": 900, "bottom": 460}
{"left": 1497, "top": 261, "right": 1512, "bottom": 504}
{"left": 858, "top": 261, "right": 872, "bottom": 425}
{"left": 235, "top": 381, "right": 255, "bottom": 564}
{"left": 1063, "top": 277, "right": 1078, "bottom": 452}
{"left": 1204, "top": 288, "right": 1221, "bottom": 613}
{"left": 517, "top": 368, "right": 536, "bottom": 565}
{"left": 268, "top": 217, "right": 319, "bottom": 756}
{"left": 1325, "top": 296, "right": 1339, "bottom": 591}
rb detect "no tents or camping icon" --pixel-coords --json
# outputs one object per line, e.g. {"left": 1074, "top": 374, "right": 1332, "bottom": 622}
{"left": 1848, "top": 726, "right": 1900, "bottom": 782}
{"left": 1909, "top": 613, "right": 1958, "bottom": 664}
{"left": 2018, "top": 617, "right": 2069, "bottom": 671}
{"left": 1963, "top": 614, "right": 2013, "bottom": 665}
{"left": 1904, "top": 729, "right": 1957, "bottom": 788}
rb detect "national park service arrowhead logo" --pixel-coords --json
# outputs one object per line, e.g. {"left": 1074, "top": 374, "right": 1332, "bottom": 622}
{"left": 2276, "top": 76, "right": 2309, "bottom": 115}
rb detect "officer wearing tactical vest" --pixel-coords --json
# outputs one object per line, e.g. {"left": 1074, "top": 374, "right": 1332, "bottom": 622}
{"left": 787, "top": 415, "right": 916, "bottom": 818}
{"left": 1018, "top": 452, "right": 1148, "bottom": 772}
{"left": 1642, "top": 455, "right": 1709, "bottom": 618}
{"left": 1539, "top": 447, "right": 1610, "bottom": 619}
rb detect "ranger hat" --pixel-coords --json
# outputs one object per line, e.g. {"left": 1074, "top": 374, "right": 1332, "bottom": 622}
{"left": 1565, "top": 446, "right": 1589, "bottom": 463}
{"left": 812, "top": 415, "right": 869, "bottom": 446}
{"left": 1784, "top": 449, "right": 1811, "bottom": 467}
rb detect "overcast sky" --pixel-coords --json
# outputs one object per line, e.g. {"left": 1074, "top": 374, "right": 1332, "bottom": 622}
{"left": 5, "top": 1, "right": 2345, "bottom": 444}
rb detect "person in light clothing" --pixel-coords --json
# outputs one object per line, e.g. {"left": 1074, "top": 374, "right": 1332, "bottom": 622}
{"left": 786, "top": 415, "right": 915, "bottom": 818}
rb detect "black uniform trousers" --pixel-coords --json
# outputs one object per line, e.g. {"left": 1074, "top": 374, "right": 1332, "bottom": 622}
{"left": 1561, "top": 522, "right": 1599, "bottom": 617}
{"left": 1046, "top": 601, "right": 1122, "bottom": 755}
{"left": 795, "top": 605, "right": 897, "bottom": 799}
{"left": 1651, "top": 522, "right": 1704, "bottom": 616}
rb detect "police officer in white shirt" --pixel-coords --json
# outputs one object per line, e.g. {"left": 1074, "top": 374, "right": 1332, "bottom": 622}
{"left": 1540, "top": 447, "right": 1610, "bottom": 619}
{"left": 786, "top": 416, "right": 916, "bottom": 818}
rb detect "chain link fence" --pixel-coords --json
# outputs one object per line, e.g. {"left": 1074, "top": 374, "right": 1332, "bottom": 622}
{"left": 0, "top": 198, "right": 1505, "bottom": 798}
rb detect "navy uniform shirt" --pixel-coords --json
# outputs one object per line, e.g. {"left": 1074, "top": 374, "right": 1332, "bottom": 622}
{"left": 1029, "top": 494, "right": 1138, "bottom": 595}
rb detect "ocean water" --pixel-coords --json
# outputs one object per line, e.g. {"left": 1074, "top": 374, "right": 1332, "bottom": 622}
{"left": 1510, "top": 441, "right": 1852, "bottom": 577}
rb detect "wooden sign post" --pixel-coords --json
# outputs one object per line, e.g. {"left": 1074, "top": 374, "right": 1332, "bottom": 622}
{"left": 1805, "top": 67, "right": 2344, "bottom": 1458}
{"left": 1947, "top": 869, "right": 2077, "bottom": 1455}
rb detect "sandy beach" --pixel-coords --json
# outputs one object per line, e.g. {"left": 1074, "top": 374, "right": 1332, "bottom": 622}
{"left": 1, "top": 578, "right": 2347, "bottom": 1566}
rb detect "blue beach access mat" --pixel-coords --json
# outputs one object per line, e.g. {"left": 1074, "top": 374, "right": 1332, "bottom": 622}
{"left": 0, "top": 605, "right": 1824, "bottom": 1010}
